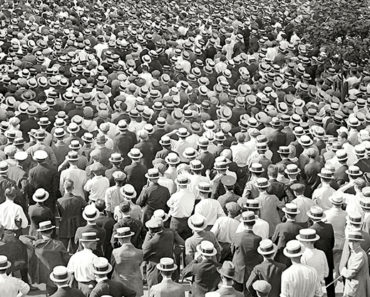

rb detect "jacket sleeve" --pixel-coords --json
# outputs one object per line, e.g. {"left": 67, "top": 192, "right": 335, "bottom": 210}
{"left": 341, "top": 252, "right": 365, "bottom": 279}
{"left": 245, "top": 267, "right": 259, "bottom": 297}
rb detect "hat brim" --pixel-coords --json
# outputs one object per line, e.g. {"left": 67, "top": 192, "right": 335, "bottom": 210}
{"left": 128, "top": 153, "right": 143, "bottom": 159}
{"left": 282, "top": 207, "right": 300, "bottom": 215}
{"left": 50, "top": 272, "right": 70, "bottom": 283}
{"left": 109, "top": 157, "right": 123, "bottom": 163}
{"left": 307, "top": 212, "right": 326, "bottom": 221}
{"left": 196, "top": 245, "right": 217, "bottom": 257}
{"left": 82, "top": 212, "right": 99, "bottom": 221}
{"left": 37, "top": 225, "right": 56, "bottom": 232}
{"left": 114, "top": 231, "right": 134, "bottom": 238}
{"left": 284, "top": 169, "right": 300, "bottom": 175}
{"left": 257, "top": 245, "right": 277, "bottom": 255}
{"left": 318, "top": 174, "right": 333, "bottom": 179}
{"left": 283, "top": 248, "right": 303, "bottom": 258}
{"left": 296, "top": 234, "right": 320, "bottom": 242}
{"left": 345, "top": 171, "right": 363, "bottom": 177}
{"left": 0, "top": 261, "right": 12, "bottom": 270}
{"left": 188, "top": 218, "right": 207, "bottom": 231}
{"left": 156, "top": 263, "right": 178, "bottom": 271}
{"left": 93, "top": 264, "right": 112, "bottom": 275}
{"left": 33, "top": 194, "right": 50, "bottom": 203}
{"left": 145, "top": 220, "right": 162, "bottom": 229}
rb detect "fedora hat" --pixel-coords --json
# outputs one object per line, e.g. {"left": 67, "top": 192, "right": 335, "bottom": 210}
{"left": 114, "top": 227, "right": 134, "bottom": 238}
{"left": 79, "top": 232, "right": 99, "bottom": 242}
{"left": 296, "top": 228, "right": 320, "bottom": 242}
{"left": 196, "top": 241, "right": 217, "bottom": 257}
{"left": 282, "top": 203, "right": 300, "bottom": 215}
{"left": 32, "top": 188, "right": 49, "bottom": 203}
{"left": 82, "top": 205, "right": 99, "bottom": 221}
{"left": 283, "top": 240, "right": 303, "bottom": 258}
{"left": 120, "top": 184, "right": 137, "bottom": 199}
{"left": 0, "top": 256, "right": 11, "bottom": 270}
{"left": 93, "top": 257, "right": 112, "bottom": 274}
{"left": 128, "top": 148, "right": 143, "bottom": 159}
{"left": 50, "top": 266, "right": 70, "bottom": 283}
{"left": 257, "top": 239, "right": 277, "bottom": 255}
{"left": 217, "top": 261, "right": 235, "bottom": 279}
{"left": 188, "top": 214, "right": 207, "bottom": 231}
{"left": 37, "top": 220, "right": 55, "bottom": 232}
{"left": 156, "top": 257, "right": 177, "bottom": 272}
{"left": 307, "top": 206, "right": 325, "bottom": 221}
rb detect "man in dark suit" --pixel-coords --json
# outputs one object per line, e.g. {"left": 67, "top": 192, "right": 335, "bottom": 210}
{"left": 272, "top": 203, "right": 303, "bottom": 266}
{"left": 28, "top": 189, "right": 55, "bottom": 237}
{"left": 49, "top": 266, "right": 85, "bottom": 297}
{"left": 268, "top": 119, "right": 287, "bottom": 164}
{"left": 111, "top": 200, "right": 144, "bottom": 249}
{"left": 308, "top": 206, "right": 335, "bottom": 297}
{"left": 113, "top": 120, "right": 137, "bottom": 168}
{"left": 303, "top": 148, "right": 322, "bottom": 197}
{"left": 124, "top": 148, "right": 148, "bottom": 197}
{"left": 74, "top": 205, "right": 106, "bottom": 257}
{"left": 155, "top": 135, "right": 174, "bottom": 160}
{"left": 19, "top": 107, "right": 39, "bottom": 141}
{"left": 28, "top": 150, "right": 58, "bottom": 214}
{"left": 182, "top": 240, "right": 221, "bottom": 296}
{"left": 57, "top": 179, "right": 87, "bottom": 252}
{"left": 246, "top": 239, "right": 286, "bottom": 297}
{"left": 354, "top": 145, "right": 370, "bottom": 173}
{"left": 89, "top": 257, "right": 136, "bottom": 297}
{"left": 142, "top": 216, "right": 184, "bottom": 289}
{"left": 94, "top": 199, "right": 115, "bottom": 260}
{"left": 266, "top": 165, "right": 287, "bottom": 201}
{"left": 232, "top": 211, "right": 263, "bottom": 296}
{"left": 197, "top": 137, "right": 215, "bottom": 174}
{"left": 333, "top": 150, "right": 349, "bottom": 186}
{"left": 215, "top": 261, "right": 243, "bottom": 297}
{"left": 90, "top": 135, "right": 113, "bottom": 169}
{"left": 136, "top": 168, "right": 170, "bottom": 224}
{"left": 134, "top": 130, "right": 155, "bottom": 169}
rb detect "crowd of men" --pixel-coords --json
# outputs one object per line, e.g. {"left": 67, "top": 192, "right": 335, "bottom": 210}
{"left": 0, "top": 0, "right": 370, "bottom": 296}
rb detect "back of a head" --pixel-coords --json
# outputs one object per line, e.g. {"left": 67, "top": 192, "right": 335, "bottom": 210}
{"left": 5, "top": 186, "right": 16, "bottom": 200}
{"left": 267, "top": 164, "right": 278, "bottom": 178}
{"left": 95, "top": 199, "right": 106, "bottom": 212}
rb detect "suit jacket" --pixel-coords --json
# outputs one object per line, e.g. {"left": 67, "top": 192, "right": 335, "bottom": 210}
{"left": 334, "top": 164, "right": 349, "bottom": 186}
{"left": 269, "top": 129, "right": 287, "bottom": 164}
{"left": 95, "top": 214, "right": 115, "bottom": 259}
{"left": 111, "top": 243, "right": 144, "bottom": 296}
{"left": 197, "top": 151, "right": 215, "bottom": 174}
{"left": 57, "top": 193, "right": 87, "bottom": 238}
{"left": 111, "top": 216, "right": 144, "bottom": 248}
{"left": 124, "top": 162, "right": 148, "bottom": 197}
{"left": 89, "top": 279, "right": 136, "bottom": 297}
{"left": 74, "top": 224, "right": 106, "bottom": 256}
{"left": 183, "top": 258, "right": 221, "bottom": 297}
{"left": 50, "top": 286, "right": 85, "bottom": 297}
{"left": 246, "top": 259, "right": 286, "bottom": 297}
{"left": 150, "top": 278, "right": 185, "bottom": 297}
{"left": 232, "top": 229, "right": 263, "bottom": 283}
{"left": 272, "top": 221, "right": 303, "bottom": 266}
{"left": 113, "top": 133, "right": 137, "bottom": 161}
{"left": 310, "top": 221, "right": 335, "bottom": 269}
{"left": 28, "top": 203, "right": 55, "bottom": 236}
{"left": 355, "top": 158, "right": 370, "bottom": 174}
{"left": 135, "top": 140, "right": 155, "bottom": 169}
{"left": 267, "top": 179, "right": 287, "bottom": 201}
{"left": 90, "top": 146, "right": 113, "bottom": 168}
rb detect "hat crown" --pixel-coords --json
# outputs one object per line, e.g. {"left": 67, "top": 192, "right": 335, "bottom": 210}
{"left": 81, "top": 232, "right": 98, "bottom": 241}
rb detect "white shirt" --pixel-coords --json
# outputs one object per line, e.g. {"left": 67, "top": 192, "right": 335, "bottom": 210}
{"left": 281, "top": 263, "right": 323, "bottom": 297}
{"left": 195, "top": 199, "right": 225, "bottom": 225}
{"left": 0, "top": 274, "right": 30, "bottom": 297}
{"left": 231, "top": 143, "right": 253, "bottom": 167}
{"left": 84, "top": 175, "right": 110, "bottom": 202}
{"left": 324, "top": 207, "right": 347, "bottom": 250}
{"left": 301, "top": 247, "right": 329, "bottom": 281}
{"left": 60, "top": 165, "right": 88, "bottom": 198}
{"left": 292, "top": 196, "right": 315, "bottom": 223}
{"left": 312, "top": 184, "right": 336, "bottom": 211}
{"left": 67, "top": 248, "right": 98, "bottom": 282}
{"left": 167, "top": 188, "right": 195, "bottom": 218}
{"left": 211, "top": 216, "right": 239, "bottom": 243}
{"left": 104, "top": 186, "right": 126, "bottom": 213}
{"left": 236, "top": 217, "right": 269, "bottom": 239}
{"left": 0, "top": 199, "right": 28, "bottom": 230}
{"left": 189, "top": 174, "right": 210, "bottom": 198}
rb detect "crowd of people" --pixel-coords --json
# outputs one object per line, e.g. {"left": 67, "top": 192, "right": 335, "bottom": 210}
{"left": 0, "top": 0, "right": 370, "bottom": 297}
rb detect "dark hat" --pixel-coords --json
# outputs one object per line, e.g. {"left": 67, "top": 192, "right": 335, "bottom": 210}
{"left": 217, "top": 261, "right": 235, "bottom": 279}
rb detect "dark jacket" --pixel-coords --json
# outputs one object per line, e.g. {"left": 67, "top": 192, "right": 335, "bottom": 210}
{"left": 89, "top": 279, "right": 136, "bottom": 297}
{"left": 310, "top": 221, "right": 335, "bottom": 269}
{"left": 74, "top": 224, "right": 106, "bottom": 256}
{"left": 50, "top": 286, "right": 85, "bottom": 297}
{"left": 124, "top": 162, "right": 148, "bottom": 197}
{"left": 28, "top": 203, "right": 55, "bottom": 236}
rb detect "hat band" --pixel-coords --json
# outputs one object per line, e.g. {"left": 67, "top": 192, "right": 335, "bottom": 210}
{"left": 286, "top": 208, "right": 297, "bottom": 213}
{"left": 94, "top": 265, "right": 109, "bottom": 272}
{"left": 0, "top": 262, "right": 8, "bottom": 269}
{"left": 310, "top": 213, "right": 323, "bottom": 218}
{"left": 300, "top": 233, "right": 316, "bottom": 240}
{"left": 201, "top": 248, "right": 214, "bottom": 254}
{"left": 286, "top": 247, "right": 301, "bottom": 254}
{"left": 85, "top": 213, "right": 97, "bottom": 219}
{"left": 350, "top": 217, "right": 362, "bottom": 223}
{"left": 118, "top": 231, "right": 131, "bottom": 236}
{"left": 349, "top": 234, "right": 363, "bottom": 240}
{"left": 193, "top": 222, "right": 205, "bottom": 228}
{"left": 260, "top": 245, "right": 274, "bottom": 253}
{"left": 53, "top": 272, "right": 68, "bottom": 280}
{"left": 161, "top": 263, "right": 175, "bottom": 270}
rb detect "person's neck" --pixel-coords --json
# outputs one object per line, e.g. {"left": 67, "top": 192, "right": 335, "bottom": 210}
{"left": 87, "top": 221, "right": 96, "bottom": 225}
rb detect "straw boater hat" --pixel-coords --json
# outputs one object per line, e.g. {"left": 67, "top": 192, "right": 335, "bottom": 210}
{"left": 283, "top": 240, "right": 303, "bottom": 258}
{"left": 188, "top": 214, "right": 207, "bottom": 231}
{"left": 257, "top": 239, "right": 277, "bottom": 256}
{"left": 347, "top": 230, "right": 364, "bottom": 242}
{"left": 82, "top": 205, "right": 99, "bottom": 221}
{"left": 93, "top": 257, "right": 112, "bottom": 274}
{"left": 307, "top": 206, "right": 325, "bottom": 221}
{"left": 196, "top": 241, "right": 217, "bottom": 257}
{"left": 128, "top": 148, "right": 143, "bottom": 159}
{"left": 120, "top": 184, "right": 137, "bottom": 199}
{"left": 296, "top": 229, "right": 320, "bottom": 242}
{"left": 50, "top": 266, "right": 71, "bottom": 283}
{"left": 32, "top": 188, "right": 49, "bottom": 203}
{"left": 37, "top": 220, "right": 56, "bottom": 232}
{"left": 153, "top": 209, "right": 170, "bottom": 222}
{"left": 282, "top": 203, "right": 300, "bottom": 215}
{"left": 0, "top": 255, "right": 11, "bottom": 270}
{"left": 156, "top": 257, "right": 177, "bottom": 271}
{"left": 114, "top": 227, "right": 134, "bottom": 238}
{"left": 217, "top": 261, "right": 236, "bottom": 279}
{"left": 79, "top": 232, "right": 99, "bottom": 242}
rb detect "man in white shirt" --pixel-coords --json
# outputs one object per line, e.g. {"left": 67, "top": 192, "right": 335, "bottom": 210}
{"left": 297, "top": 229, "right": 329, "bottom": 283}
{"left": 0, "top": 187, "right": 28, "bottom": 237}
{"left": 67, "top": 232, "right": 99, "bottom": 297}
{"left": 104, "top": 171, "right": 126, "bottom": 217}
{"left": 60, "top": 151, "right": 88, "bottom": 199}
{"left": 211, "top": 202, "right": 240, "bottom": 261}
{"left": 167, "top": 175, "right": 195, "bottom": 239}
{"left": 312, "top": 168, "right": 336, "bottom": 210}
{"left": 0, "top": 255, "right": 30, "bottom": 297}
{"left": 194, "top": 182, "right": 225, "bottom": 229}
{"left": 236, "top": 199, "right": 269, "bottom": 239}
{"left": 84, "top": 163, "right": 109, "bottom": 203}
{"left": 291, "top": 183, "right": 315, "bottom": 224}
{"left": 230, "top": 132, "right": 252, "bottom": 168}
